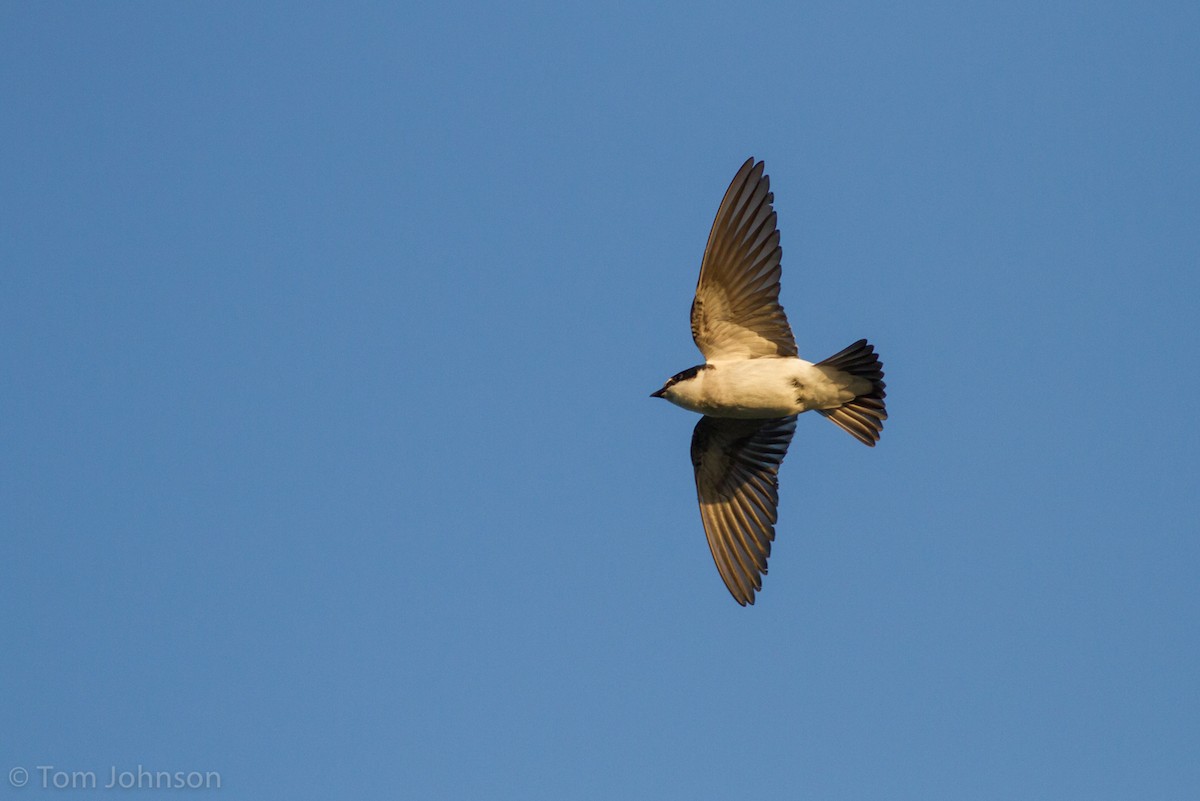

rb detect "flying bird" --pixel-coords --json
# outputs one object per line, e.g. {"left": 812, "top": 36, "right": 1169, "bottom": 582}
{"left": 652, "top": 158, "right": 886, "bottom": 605}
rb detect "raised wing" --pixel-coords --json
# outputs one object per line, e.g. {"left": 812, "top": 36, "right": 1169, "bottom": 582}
{"left": 690, "top": 415, "right": 797, "bottom": 605}
{"left": 691, "top": 158, "right": 797, "bottom": 360}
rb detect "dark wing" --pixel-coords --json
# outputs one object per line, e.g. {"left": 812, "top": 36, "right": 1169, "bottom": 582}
{"left": 691, "top": 158, "right": 798, "bottom": 360}
{"left": 690, "top": 415, "right": 797, "bottom": 605}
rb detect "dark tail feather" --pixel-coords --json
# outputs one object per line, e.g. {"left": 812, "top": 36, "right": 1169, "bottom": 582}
{"left": 816, "top": 339, "right": 887, "bottom": 447}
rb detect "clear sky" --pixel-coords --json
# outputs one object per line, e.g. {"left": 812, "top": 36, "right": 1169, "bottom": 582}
{"left": 3, "top": 3, "right": 1198, "bottom": 799}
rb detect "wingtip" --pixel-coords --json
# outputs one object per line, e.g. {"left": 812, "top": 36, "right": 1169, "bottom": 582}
{"left": 726, "top": 585, "right": 753, "bottom": 606}
{"left": 732, "top": 156, "right": 762, "bottom": 184}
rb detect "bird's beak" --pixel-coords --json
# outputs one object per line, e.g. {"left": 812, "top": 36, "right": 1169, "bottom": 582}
{"left": 650, "top": 388, "right": 666, "bottom": 398}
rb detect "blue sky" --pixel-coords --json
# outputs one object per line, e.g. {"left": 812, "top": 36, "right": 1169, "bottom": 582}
{"left": 3, "top": 2, "right": 1198, "bottom": 798}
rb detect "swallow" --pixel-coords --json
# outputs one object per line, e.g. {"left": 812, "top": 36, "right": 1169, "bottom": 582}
{"left": 652, "top": 158, "right": 886, "bottom": 605}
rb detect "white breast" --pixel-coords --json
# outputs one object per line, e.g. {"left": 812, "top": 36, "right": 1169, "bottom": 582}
{"left": 665, "top": 357, "right": 867, "bottom": 418}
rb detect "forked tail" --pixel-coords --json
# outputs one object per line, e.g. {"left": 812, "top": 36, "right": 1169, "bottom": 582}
{"left": 816, "top": 339, "right": 887, "bottom": 446}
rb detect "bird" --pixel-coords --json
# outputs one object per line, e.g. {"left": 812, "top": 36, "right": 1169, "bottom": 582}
{"left": 651, "top": 157, "right": 886, "bottom": 605}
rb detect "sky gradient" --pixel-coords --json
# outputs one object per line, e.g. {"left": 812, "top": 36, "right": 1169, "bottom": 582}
{"left": 3, "top": 3, "right": 1198, "bottom": 799}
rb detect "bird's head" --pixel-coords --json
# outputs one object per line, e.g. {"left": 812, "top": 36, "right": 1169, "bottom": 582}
{"left": 651, "top": 364, "right": 707, "bottom": 400}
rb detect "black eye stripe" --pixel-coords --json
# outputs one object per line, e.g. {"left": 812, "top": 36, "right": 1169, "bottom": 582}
{"left": 666, "top": 364, "right": 711, "bottom": 387}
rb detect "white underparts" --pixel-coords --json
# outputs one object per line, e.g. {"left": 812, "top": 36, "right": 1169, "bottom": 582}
{"left": 662, "top": 358, "right": 868, "bottom": 419}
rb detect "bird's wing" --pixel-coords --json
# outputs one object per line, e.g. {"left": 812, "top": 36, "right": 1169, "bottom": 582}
{"left": 690, "top": 415, "right": 797, "bottom": 605}
{"left": 691, "top": 158, "right": 797, "bottom": 360}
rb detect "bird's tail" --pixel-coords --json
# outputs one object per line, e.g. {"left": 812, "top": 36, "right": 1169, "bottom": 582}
{"left": 815, "top": 339, "right": 886, "bottom": 447}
